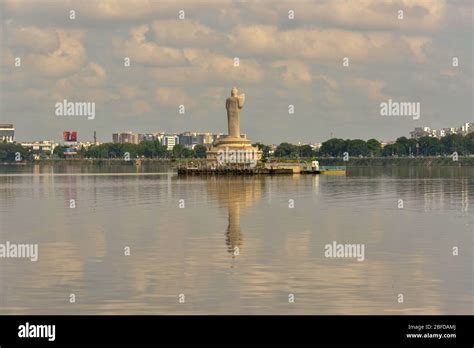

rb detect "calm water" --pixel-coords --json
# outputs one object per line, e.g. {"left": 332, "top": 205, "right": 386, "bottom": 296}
{"left": 0, "top": 164, "right": 472, "bottom": 314}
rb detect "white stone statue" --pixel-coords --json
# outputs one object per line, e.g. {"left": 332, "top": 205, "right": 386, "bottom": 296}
{"left": 226, "top": 87, "right": 245, "bottom": 138}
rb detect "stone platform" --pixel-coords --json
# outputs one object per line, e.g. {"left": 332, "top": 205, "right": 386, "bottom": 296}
{"left": 206, "top": 136, "right": 262, "bottom": 164}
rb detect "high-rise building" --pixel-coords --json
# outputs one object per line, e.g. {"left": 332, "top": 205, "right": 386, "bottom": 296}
{"left": 138, "top": 133, "right": 156, "bottom": 142}
{"left": 0, "top": 124, "right": 15, "bottom": 143}
{"left": 112, "top": 132, "right": 139, "bottom": 144}
{"left": 410, "top": 127, "right": 430, "bottom": 139}
{"left": 461, "top": 122, "right": 473, "bottom": 135}
{"left": 163, "top": 135, "right": 179, "bottom": 150}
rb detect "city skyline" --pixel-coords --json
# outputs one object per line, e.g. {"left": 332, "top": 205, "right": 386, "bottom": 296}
{"left": 1, "top": 0, "right": 472, "bottom": 144}
{"left": 3, "top": 121, "right": 472, "bottom": 147}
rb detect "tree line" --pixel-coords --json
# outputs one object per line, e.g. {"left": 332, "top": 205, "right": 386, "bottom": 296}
{"left": 268, "top": 133, "right": 474, "bottom": 158}
{"left": 79, "top": 141, "right": 208, "bottom": 159}
{"left": 0, "top": 140, "right": 208, "bottom": 162}
{"left": 1, "top": 133, "right": 473, "bottom": 162}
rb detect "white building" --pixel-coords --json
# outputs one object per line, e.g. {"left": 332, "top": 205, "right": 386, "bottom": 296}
{"left": 460, "top": 122, "right": 473, "bottom": 135}
{"left": 0, "top": 124, "right": 15, "bottom": 143}
{"left": 162, "top": 135, "right": 179, "bottom": 150}
{"left": 21, "top": 141, "right": 57, "bottom": 153}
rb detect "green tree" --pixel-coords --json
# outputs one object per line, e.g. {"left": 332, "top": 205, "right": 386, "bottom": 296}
{"left": 298, "top": 144, "right": 314, "bottom": 158}
{"left": 274, "top": 142, "right": 298, "bottom": 157}
{"left": 366, "top": 138, "right": 382, "bottom": 157}
{"left": 464, "top": 133, "right": 474, "bottom": 154}
{"left": 382, "top": 144, "right": 396, "bottom": 157}
{"left": 346, "top": 139, "right": 368, "bottom": 156}
{"left": 193, "top": 144, "right": 207, "bottom": 158}
{"left": 121, "top": 143, "right": 139, "bottom": 158}
{"left": 138, "top": 140, "right": 157, "bottom": 158}
{"left": 172, "top": 144, "right": 193, "bottom": 158}
{"left": 0, "top": 143, "right": 31, "bottom": 162}
{"left": 441, "top": 134, "right": 466, "bottom": 155}
{"left": 52, "top": 145, "right": 68, "bottom": 158}
{"left": 394, "top": 137, "right": 409, "bottom": 156}
{"left": 253, "top": 142, "right": 271, "bottom": 159}
{"left": 154, "top": 140, "right": 168, "bottom": 158}
{"left": 417, "top": 136, "right": 444, "bottom": 156}
{"left": 320, "top": 138, "right": 346, "bottom": 156}
{"left": 406, "top": 138, "right": 418, "bottom": 156}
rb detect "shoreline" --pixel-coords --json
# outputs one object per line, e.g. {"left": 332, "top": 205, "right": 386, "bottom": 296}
{"left": 1, "top": 157, "right": 474, "bottom": 167}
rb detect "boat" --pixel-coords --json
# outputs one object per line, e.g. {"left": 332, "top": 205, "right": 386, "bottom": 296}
{"left": 318, "top": 165, "right": 347, "bottom": 175}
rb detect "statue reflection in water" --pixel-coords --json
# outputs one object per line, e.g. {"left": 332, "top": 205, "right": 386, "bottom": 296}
{"left": 207, "top": 177, "right": 263, "bottom": 257}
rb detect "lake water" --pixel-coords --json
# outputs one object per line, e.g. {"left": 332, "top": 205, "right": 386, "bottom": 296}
{"left": 0, "top": 164, "right": 472, "bottom": 314}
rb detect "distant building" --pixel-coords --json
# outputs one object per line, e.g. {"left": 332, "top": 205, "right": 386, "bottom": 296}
{"left": 162, "top": 135, "right": 179, "bottom": 150}
{"left": 442, "top": 128, "right": 457, "bottom": 136}
{"left": 380, "top": 141, "right": 395, "bottom": 148}
{"left": 461, "top": 122, "right": 473, "bottom": 135}
{"left": 112, "top": 132, "right": 139, "bottom": 144}
{"left": 77, "top": 142, "right": 97, "bottom": 149}
{"left": 212, "top": 133, "right": 223, "bottom": 144}
{"left": 177, "top": 132, "right": 218, "bottom": 149}
{"left": 178, "top": 132, "right": 198, "bottom": 148}
{"left": 410, "top": 127, "right": 431, "bottom": 139}
{"left": 110, "top": 130, "right": 254, "bottom": 149}
{"left": 0, "top": 124, "right": 15, "bottom": 143}
{"left": 21, "top": 141, "right": 57, "bottom": 153}
{"left": 410, "top": 123, "right": 473, "bottom": 139}
{"left": 138, "top": 133, "right": 156, "bottom": 142}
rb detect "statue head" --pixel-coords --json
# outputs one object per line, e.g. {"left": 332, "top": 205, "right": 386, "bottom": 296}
{"left": 231, "top": 87, "right": 238, "bottom": 96}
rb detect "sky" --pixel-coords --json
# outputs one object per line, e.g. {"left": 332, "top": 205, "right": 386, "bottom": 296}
{"left": 1, "top": 0, "right": 472, "bottom": 144}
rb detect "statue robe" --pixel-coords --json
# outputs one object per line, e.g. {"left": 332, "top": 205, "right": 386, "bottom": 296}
{"left": 226, "top": 96, "right": 244, "bottom": 138}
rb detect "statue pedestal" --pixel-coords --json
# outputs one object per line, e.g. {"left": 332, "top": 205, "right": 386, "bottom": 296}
{"left": 207, "top": 136, "right": 262, "bottom": 166}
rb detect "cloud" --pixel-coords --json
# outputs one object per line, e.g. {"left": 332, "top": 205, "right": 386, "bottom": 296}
{"left": 114, "top": 25, "right": 187, "bottom": 66}
{"left": 229, "top": 25, "right": 431, "bottom": 65}
{"left": 151, "top": 20, "right": 224, "bottom": 47}
{"left": 3, "top": 26, "right": 87, "bottom": 78}
{"left": 8, "top": 26, "right": 60, "bottom": 53}
{"left": 349, "top": 78, "right": 389, "bottom": 100}
{"left": 132, "top": 100, "right": 152, "bottom": 114}
{"left": 2, "top": 0, "right": 471, "bottom": 143}
{"left": 4, "top": 0, "right": 217, "bottom": 21}
{"left": 400, "top": 36, "right": 431, "bottom": 63}
{"left": 24, "top": 62, "right": 110, "bottom": 102}
{"left": 119, "top": 84, "right": 141, "bottom": 99}
{"left": 114, "top": 24, "right": 264, "bottom": 83}
{"left": 268, "top": 0, "right": 447, "bottom": 32}
{"left": 24, "top": 29, "right": 87, "bottom": 78}
{"left": 156, "top": 87, "right": 192, "bottom": 107}
{"left": 67, "top": 62, "right": 106, "bottom": 87}
{"left": 271, "top": 60, "right": 312, "bottom": 86}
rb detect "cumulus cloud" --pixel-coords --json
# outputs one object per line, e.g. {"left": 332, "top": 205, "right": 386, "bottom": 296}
{"left": 1, "top": 0, "right": 471, "bottom": 142}
{"left": 119, "top": 84, "right": 141, "bottom": 100}
{"left": 271, "top": 60, "right": 312, "bottom": 86}
{"left": 4, "top": 0, "right": 216, "bottom": 21}
{"left": 114, "top": 25, "right": 187, "bottom": 66}
{"left": 400, "top": 36, "right": 431, "bottom": 63}
{"left": 37, "top": 62, "right": 109, "bottom": 102}
{"left": 156, "top": 87, "right": 192, "bottom": 107}
{"left": 113, "top": 24, "right": 264, "bottom": 84}
{"left": 8, "top": 26, "right": 60, "bottom": 53}
{"left": 68, "top": 62, "right": 106, "bottom": 87}
{"left": 229, "top": 25, "right": 432, "bottom": 65}
{"left": 23, "top": 30, "right": 87, "bottom": 77}
{"left": 6, "top": 0, "right": 449, "bottom": 33}
{"left": 272, "top": 0, "right": 447, "bottom": 32}
{"left": 132, "top": 100, "right": 152, "bottom": 114}
{"left": 151, "top": 20, "right": 224, "bottom": 47}
{"left": 349, "top": 78, "right": 389, "bottom": 100}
